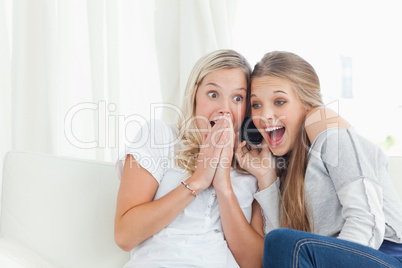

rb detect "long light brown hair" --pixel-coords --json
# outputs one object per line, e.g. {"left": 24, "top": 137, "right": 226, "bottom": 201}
{"left": 175, "top": 49, "right": 252, "bottom": 174}
{"left": 252, "top": 51, "right": 323, "bottom": 232}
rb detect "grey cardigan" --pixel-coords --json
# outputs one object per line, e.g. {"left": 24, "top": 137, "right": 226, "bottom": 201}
{"left": 255, "top": 127, "right": 402, "bottom": 249}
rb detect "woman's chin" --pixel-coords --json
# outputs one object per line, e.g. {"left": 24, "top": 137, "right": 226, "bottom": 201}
{"left": 271, "top": 150, "right": 286, "bottom": 157}
{"left": 268, "top": 144, "right": 288, "bottom": 157}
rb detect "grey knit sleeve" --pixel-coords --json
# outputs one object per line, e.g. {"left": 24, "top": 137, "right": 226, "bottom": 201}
{"left": 310, "top": 127, "right": 386, "bottom": 248}
{"left": 254, "top": 178, "right": 281, "bottom": 234}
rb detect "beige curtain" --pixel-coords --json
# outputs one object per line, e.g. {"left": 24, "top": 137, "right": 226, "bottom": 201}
{"left": 0, "top": 0, "right": 239, "bottom": 183}
{"left": 154, "top": 0, "right": 238, "bottom": 124}
{"left": 0, "top": 0, "right": 12, "bottom": 166}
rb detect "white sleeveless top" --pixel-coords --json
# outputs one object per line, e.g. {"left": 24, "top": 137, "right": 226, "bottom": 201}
{"left": 115, "top": 119, "right": 258, "bottom": 268}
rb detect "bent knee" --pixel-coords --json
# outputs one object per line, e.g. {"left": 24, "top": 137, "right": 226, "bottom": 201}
{"left": 264, "top": 228, "right": 308, "bottom": 251}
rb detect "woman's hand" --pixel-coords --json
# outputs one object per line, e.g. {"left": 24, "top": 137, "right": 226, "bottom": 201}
{"left": 191, "top": 114, "right": 232, "bottom": 191}
{"left": 235, "top": 138, "right": 277, "bottom": 190}
{"left": 212, "top": 115, "right": 235, "bottom": 190}
{"left": 211, "top": 118, "right": 265, "bottom": 268}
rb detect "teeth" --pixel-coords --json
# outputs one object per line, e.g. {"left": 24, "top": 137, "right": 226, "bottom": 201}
{"left": 265, "top": 126, "right": 284, "bottom": 132}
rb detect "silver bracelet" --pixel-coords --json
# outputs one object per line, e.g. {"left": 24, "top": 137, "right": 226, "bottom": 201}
{"left": 181, "top": 181, "right": 197, "bottom": 197}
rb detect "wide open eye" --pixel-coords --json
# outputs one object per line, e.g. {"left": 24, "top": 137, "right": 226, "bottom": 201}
{"left": 233, "top": 95, "right": 243, "bottom": 102}
{"left": 208, "top": 91, "right": 218, "bottom": 98}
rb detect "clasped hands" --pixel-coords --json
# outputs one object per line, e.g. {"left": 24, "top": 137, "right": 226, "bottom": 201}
{"left": 194, "top": 114, "right": 276, "bottom": 191}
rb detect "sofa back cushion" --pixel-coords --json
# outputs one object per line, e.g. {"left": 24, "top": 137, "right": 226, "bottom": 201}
{"left": 1, "top": 151, "right": 129, "bottom": 268}
{"left": 1, "top": 151, "right": 402, "bottom": 267}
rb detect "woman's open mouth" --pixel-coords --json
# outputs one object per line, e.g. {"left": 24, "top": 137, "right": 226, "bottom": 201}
{"left": 265, "top": 126, "right": 285, "bottom": 146}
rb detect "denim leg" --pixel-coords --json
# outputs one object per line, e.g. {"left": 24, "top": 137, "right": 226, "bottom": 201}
{"left": 263, "top": 228, "right": 402, "bottom": 268}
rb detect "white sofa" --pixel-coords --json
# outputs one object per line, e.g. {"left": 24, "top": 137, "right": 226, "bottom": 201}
{"left": 1, "top": 151, "right": 402, "bottom": 267}
{"left": 0, "top": 151, "right": 130, "bottom": 268}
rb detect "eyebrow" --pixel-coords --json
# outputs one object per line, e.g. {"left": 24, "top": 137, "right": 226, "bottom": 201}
{"left": 205, "top": 82, "right": 221, "bottom": 88}
{"left": 205, "top": 83, "right": 247, "bottom": 91}
{"left": 274, "top": 90, "right": 287, "bottom": 94}
{"left": 250, "top": 90, "right": 287, "bottom": 98}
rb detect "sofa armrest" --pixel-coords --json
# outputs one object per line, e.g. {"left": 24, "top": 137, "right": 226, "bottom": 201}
{"left": 0, "top": 237, "right": 57, "bottom": 268}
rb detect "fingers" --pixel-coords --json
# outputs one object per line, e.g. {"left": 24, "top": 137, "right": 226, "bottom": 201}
{"left": 202, "top": 133, "right": 208, "bottom": 144}
{"left": 234, "top": 131, "right": 240, "bottom": 149}
{"left": 198, "top": 114, "right": 235, "bottom": 172}
{"left": 215, "top": 119, "right": 235, "bottom": 173}
{"left": 260, "top": 138, "right": 267, "bottom": 148}
{"left": 259, "top": 138, "right": 272, "bottom": 156}
{"left": 209, "top": 114, "right": 234, "bottom": 149}
{"left": 226, "top": 118, "right": 235, "bottom": 148}
{"left": 198, "top": 115, "right": 229, "bottom": 161}
{"left": 235, "top": 139, "right": 267, "bottom": 170}
{"left": 235, "top": 140, "right": 247, "bottom": 163}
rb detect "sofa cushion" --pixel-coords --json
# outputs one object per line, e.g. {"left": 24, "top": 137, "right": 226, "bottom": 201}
{"left": 0, "top": 237, "right": 55, "bottom": 268}
{"left": 1, "top": 151, "right": 129, "bottom": 268}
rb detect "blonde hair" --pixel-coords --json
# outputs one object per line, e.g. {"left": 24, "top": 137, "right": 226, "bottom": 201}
{"left": 175, "top": 49, "right": 251, "bottom": 174}
{"left": 252, "top": 51, "right": 323, "bottom": 232}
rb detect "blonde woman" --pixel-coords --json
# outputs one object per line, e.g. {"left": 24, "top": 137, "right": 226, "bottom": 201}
{"left": 237, "top": 51, "right": 402, "bottom": 267}
{"left": 114, "top": 49, "right": 264, "bottom": 268}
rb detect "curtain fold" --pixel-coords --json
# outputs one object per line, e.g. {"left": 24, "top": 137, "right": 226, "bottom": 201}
{"left": 11, "top": 0, "right": 55, "bottom": 153}
{"left": 0, "top": 0, "right": 238, "bottom": 166}
{"left": 154, "top": 0, "right": 237, "bottom": 125}
{"left": 0, "top": 0, "right": 239, "bottom": 215}
{"left": 87, "top": 0, "right": 107, "bottom": 161}
{"left": 105, "top": 0, "right": 119, "bottom": 158}
{"left": 0, "top": 0, "right": 12, "bottom": 162}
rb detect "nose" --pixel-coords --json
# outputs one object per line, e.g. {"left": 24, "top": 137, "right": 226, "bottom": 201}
{"left": 216, "top": 99, "right": 234, "bottom": 124}
{"left": 219, "top": 109, "right": 230, "bottom": 115}
{"left": 263, "top": 106, "right": 274, "bottom": 120}
{"left": 260, "top": 106, "right": 275, "bottom": 124}
{"left": 218, "top": 98, "right": 231, "bottom": 115}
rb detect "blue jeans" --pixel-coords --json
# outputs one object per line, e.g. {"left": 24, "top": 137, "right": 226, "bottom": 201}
{"left": 264, "top": 228, "right": 402, "bottom": 268}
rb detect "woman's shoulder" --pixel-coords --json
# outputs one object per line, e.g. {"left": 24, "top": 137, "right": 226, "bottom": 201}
{"left": 305, "top": 106, "right": 351, "bottom": 145}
